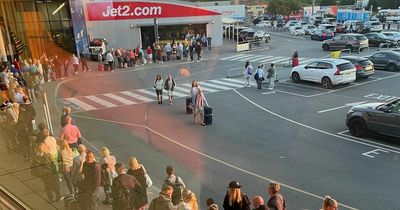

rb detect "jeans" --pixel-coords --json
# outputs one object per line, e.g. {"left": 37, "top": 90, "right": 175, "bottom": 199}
{"left": 63, "top": 170, "right": 74, "bottom": 195}
{"left": 269, "top": 77, "right": 275, "bottom": 89}
{"left": 257, "top": 78, "right": 263, "bottom": 89}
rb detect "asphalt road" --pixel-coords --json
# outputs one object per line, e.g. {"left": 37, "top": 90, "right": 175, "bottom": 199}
{"left": 48, "top": 33, "right": 400, "bottom": 210}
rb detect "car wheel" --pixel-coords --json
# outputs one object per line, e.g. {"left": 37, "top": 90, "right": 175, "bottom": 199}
{"left": 345, "top": 44, "right": 353, "bottom": 52}
{"left": 291, "top": 72, "right": 301, "bottom": 83}
{"left": 349, "top": 118, "right": 368, "bottom": 137}
{"left": 322, "top": 44, "right": 329, "bottom": 51}
{"left": 321, "top": 77, "right": 332, "bottom": 89}
{"left": 387, "top": 63, "right": 397, "bottom": 72}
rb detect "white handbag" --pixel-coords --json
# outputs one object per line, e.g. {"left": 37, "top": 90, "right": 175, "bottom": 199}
{"left": 141, "top": 164, "right": 153, "bottom": 188}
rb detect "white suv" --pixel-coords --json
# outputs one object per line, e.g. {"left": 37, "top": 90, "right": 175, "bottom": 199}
{"left": 290, "top": 58, "right": 356, "bottom": 89}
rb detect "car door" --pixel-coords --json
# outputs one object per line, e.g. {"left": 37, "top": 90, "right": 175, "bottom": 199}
{"left": 302, "top": 62, "right": 319, "bottom": 81}
{"left": 365, "top": 34, "right": 376, "bottom": 46}
{"left": 314, "top": 62, "right": 331, "bottom": 82}
{"left": 368, "top": 103, "right": 400, "bottom": 137}
{"left": 369, "top": 53, "right": 386, "bottom": 68}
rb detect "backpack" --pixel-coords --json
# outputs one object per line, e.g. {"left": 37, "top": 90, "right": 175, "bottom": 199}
{"left": 165, "top": 176, "right": 184, "bottom": 205}
{"left": 247, "top": 67, "right": 253, "bottom": 75}
{"left": 112, "top": 175, "right": 131, "bottom": 202}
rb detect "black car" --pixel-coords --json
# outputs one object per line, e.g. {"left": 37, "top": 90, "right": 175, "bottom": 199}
{"left": 340, "top": 56, "right": 374, "bottom": 79}
{"left": 367, "top": 51, "right": 400, "bottom": 71}
{"left": 364, "top": 32, "right": 396, "bottom": 47}
{"left": 311, "top": 29, "right": 334, "bottom": 41}
{"left": 346, "top": 99, "right": 400, "bottom": 138}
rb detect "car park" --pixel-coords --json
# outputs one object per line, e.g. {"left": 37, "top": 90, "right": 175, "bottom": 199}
{"left": 310, "top": 16, "right": 323, "bottom": 26}
{"left": 318, "top": 24, "right": 336, "bottom": 33}
{"left": 335, "top": 23, "right": 344, "bottom": 33}
{"left": 363, "top": 21, "right": 383, "bottom": 32}
{"left": 311, "top": 29, "right": 334, "bottom": 41}
{"left": 382, "top": 31, "right": 400, "bottom": 45}
{"left": 322, "top": 18, "right": 336, "bottom": 24}
{"left": 393, "top": 48, "right": 400, "bottom": 53}
{"left": 346, "top": 99, "right": 400, "bottom": 138}
{"left": 364, "top": 32, "right": 396, "bottom": 47}
{"left": 340, "top": 56, "right": 375, "bottom": 79}
{"left": 343, "top": 20, "right": 364, "bottom": 33}
{"left": 237, "top": 28, "right": 254, "bottom": 41}
{"left": 290, "top": 58, "right": 356, "bottom": 89}
{"left": 290, "top": 26, "right": 305, "bottom": 36}
{"left": 303, "top": 25, "right": 318, "bottom": 35}
{"left": 367, "top": 51, "right": 400, "bottom": 71}
{"left": 322, "top": 34, "right": 369, "bottom": 52}
{"left": 256, "top": 21, "right": 272, "bottom": 28}
{"left": 284, "top": 21, "right": 298, "bottom": 29}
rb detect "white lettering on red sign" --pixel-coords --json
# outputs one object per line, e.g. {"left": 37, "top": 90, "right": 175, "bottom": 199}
{"left": 102, "top": 5, "right": 162, "bottom": 18}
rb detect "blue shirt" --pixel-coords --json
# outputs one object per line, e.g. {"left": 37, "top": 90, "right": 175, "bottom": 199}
{"left": 256, "top": 68, "right": 264, "bottom": 78}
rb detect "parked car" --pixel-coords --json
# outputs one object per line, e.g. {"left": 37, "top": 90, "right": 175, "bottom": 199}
{"left": 290, "top": 58, "right": 356, "bottom": 89}
{"left": 254, "top": 31, "right": 271, "bottom": 42}
{"left": 340, "top": 56, "right": 375, "bottom": 79}
{"left": 310, "top": 16, "right": 323, "bottom": 26}
{"left": 322, "top": 18, "right": 336, "bottom": 24}
{"left": 367, "top": 51, "right": 400, "bottom": 72}
{"left": 322, "top": 34, "right": 369, "bottom": 52}
{"left": 346, "top": 99, "right": 400, "bottom": 138}
{"left": 343, "top": 20, "right": 364, "bottom": 33}
{"left": 364, "top": 32, "right": 396, "bottom": 47}
{"left": 311, "top": 29, "right": 334, "bottom": 41}
{"left": 289, "top": 26, "right": 305, "bottom": 36}
{"left": 318, "top": 24, "right": 336, "bottom": 33}
{"left": 238, "top": 28, "right": 254, "bottom": 41}
{"left": 303, "top": 24, "right": 318, "bottom": 35}
{"left": 382, "top": 31, "right": 400, "bottom": 45}
{"left": 363, "top": 21, "right": 383, "bottom": 32}
{"left": 256, "top": 21, "right": 272, "bottom": 28}
{"left": 284, "top": 21, "right": 298, "bottom": 29}
{"left": 335, "top": 23, "right": 344, "bottom": 33}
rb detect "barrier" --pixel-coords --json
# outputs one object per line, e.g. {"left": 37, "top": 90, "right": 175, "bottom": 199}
{"left": 237, "top": 43, "right": 250, "bottom": 52}
{"left": 331, "top": 51, "right": 341, "bottom": 58}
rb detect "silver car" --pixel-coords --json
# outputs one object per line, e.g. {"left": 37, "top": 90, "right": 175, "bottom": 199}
{"left": 346, "top": 99, "right": 400, "bottom": 138}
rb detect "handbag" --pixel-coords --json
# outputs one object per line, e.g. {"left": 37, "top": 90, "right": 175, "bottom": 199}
{"left": 141, "top": 164, "right": 153, "bottom": 188}
{"left": 254, "top": 72, "right": 259, "bottom": 80}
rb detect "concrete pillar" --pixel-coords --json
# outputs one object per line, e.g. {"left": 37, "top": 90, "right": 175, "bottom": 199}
{"left": 0, "top": 29, "right": 7, "bottom": 63}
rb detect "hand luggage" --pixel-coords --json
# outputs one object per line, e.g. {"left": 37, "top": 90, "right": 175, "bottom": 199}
{"left": 203, "top": 106, "right": 213, "bottom": 125}
{"left": 186, "top": 97, "right": 193, "bottom": 114}
{"left": 64, "top": 195, "right": 80, "bottom": 210}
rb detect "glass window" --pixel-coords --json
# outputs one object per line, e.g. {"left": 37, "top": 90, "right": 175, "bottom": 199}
{"left": 307, "top": 62, "right": 319, "bottom": 68}
{"left": 47, "top": 2, "right": 61, "bottom": 22}
{"left": 317, "top": 62, "right": 333, "bottom": 69}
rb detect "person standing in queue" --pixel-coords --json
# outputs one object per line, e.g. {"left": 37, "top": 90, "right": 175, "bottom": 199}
{"left": 255, "top": 65, "right": 265, "bottom": 90}
{"left": 154, "top": 75, "right": 164, "bottom": 104}
{"left": 195, "top": 42, "right": 202, "bottom": 62}
{"left": 223, "top": 181, "right": 251, "bottom": 210}
{"left": 190, "top": 80, "right": 199, "bottom": 122}
{"left": 243, "top": 61, "right": 253, "bottom": 87}
{"left": 164, "top": 75, "right": 176, "bottom": 105}
{"left": 194, "top": 88, "right": 205, "bottom": 126}
{"left": 267, "top": 63, "right": 276, "bottom": 90}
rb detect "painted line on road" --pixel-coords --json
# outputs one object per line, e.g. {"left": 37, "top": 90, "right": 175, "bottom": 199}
{"left": 317, "top": 101, "right": 367, "bottom": 114}
{"left": 71, "top": 113, "right": 358, "bottom": 210}
{"left": 337, "top": 132, "right": 400, "bottom": 152}
{"left": 234, "top": 89, "right": 400, "bottom": 155}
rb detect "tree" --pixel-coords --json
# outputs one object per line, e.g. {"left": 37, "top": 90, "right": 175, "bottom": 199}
{"left": 368, "top": 0, "right": 400, "bottom": 11}
{"left": 318, "top": 0, "right": 337, "bottom": 6}
{"left": 338, "top": 0, "right": 355, "bottom": 6}
{"left": 267, "top": 0, "right": 302, "bottom": 17}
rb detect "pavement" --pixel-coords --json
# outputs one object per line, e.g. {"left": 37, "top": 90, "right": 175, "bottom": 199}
{"left": 2, "top": 33, "right": 400, "bottom": 210}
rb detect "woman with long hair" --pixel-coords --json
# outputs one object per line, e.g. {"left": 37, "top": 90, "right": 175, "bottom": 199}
{"left": 223, "top": 181, "right": 251, "bottom": 210}
{"left": 99, "top": 147, "right": 117, "bottom": 204}
{"left": 59, "top": 139, "right": 74, "bottom": 196}
{"left": 194, "top": 88, "right": 205, "bottom": 126}
{"left": 243, "top": 61, "right": 253, "bottom": 87}
{"left": 154, "top": 74, "right": 164, "bottom": 104}
{"left": 178, "top": 189, "right": 199, "bottom": 210}
{"left": 127, "top": 157, "right": 149, "bottom": 210}
{"left": 190, "top": 80, "right": 199, "bottom": 122}
{"left": 164, "top": 75, "right": 176, "bottom": 105}
{"left": 321, "top": 196, "right": 338, "bottom": 210}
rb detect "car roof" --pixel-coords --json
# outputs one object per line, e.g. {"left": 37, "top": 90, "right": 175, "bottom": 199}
{"left": 373, "top": 51, "right": 400, "bottom": 56}
{"left": 318, "top": 58, "right": 351, "bottom": 64}
{"left": 340, "top": 56, "right": 369, "bottom": 61}
{"left": 343, "top": 33, "right": 365, "bottom": 36}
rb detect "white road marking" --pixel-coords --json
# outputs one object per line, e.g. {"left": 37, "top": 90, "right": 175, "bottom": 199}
{"left": 120, "top": 91, "right": 154, "bottom": 102}
{"left": 262, "top": 91, "right": 276, "bottom": 95}
{"left": 221, "top": 78, "right": 245, "bottom": 85}
{"left": 165, "top": 90, "right": 187, "bottom": 98}
{"left": 71, "top": 113, "right": 358, "bottom": 210}
{"left": 364, "top": 93, "right": 400, "bottom": 102}
{"left": 272, "top": 57, "right": 292, "bottom": 64}
{"left": 103, "top": 93, "right": 136, "bottom": 105}
{"left": 317, "top": 101, "right": 367, "bottom": 113}
{"left": 85, "top": 95, "right": 117, "bottom": 108}
{"left": 234, "top": 89, "right": 400, "bottom": 155}
{"left": 208, "top": 79, "right": 243, "bottom": 88}
{"left": 198, "top": 81, "right": 232, "bottom": 90}
{"left": 181, "top": 83, "right": 219, "bottom": 93}
{"left": 337, "top": 132, "right": 400, "bottom": 152}
{"left": 272, "top": 89, "right": 309, "bottom": 97}
{"left": 172, "top": 86, "right": 190, "bottom": 95}
{"left": 251, "top": 55, "right": 274, "bottom": 62}
{"left": 259, "top": 56, "right": 285, "bottom": 63}
{"left": 64, "top": 98, "right": 96, "bottom": 111}
{"left": 136, "top": 89, "right": 158, "bottom": 97}
{"left": 362, "top": 149, "right": 389, "bottom": 158}
{"left": 220, "top": 54, "right": 253, "bottom": 60}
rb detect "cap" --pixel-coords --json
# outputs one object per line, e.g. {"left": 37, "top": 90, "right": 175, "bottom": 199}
{"left": 227, "top": 181, "right": 241, "bottom": 188}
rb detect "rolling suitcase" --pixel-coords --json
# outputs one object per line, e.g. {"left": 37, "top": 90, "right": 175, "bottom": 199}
{"left": 203, "top": 106, "right": 213, "bottom": 125}
{"left": 186, "top": 97, "right": 193, "bottom": 114}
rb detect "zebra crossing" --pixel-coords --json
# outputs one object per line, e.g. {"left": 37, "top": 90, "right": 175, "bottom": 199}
{"left": 61, "top": 78, "right": 246, "bottom": 112}
{"left": 219, "top": 54, "right": 316, "bottom": 65}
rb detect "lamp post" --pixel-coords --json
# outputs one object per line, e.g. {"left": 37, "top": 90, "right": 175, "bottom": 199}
{"left": 154, "top": 18, "right": 159, "bottom": 46}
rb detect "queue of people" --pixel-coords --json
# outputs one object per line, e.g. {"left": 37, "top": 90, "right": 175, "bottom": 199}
{"left": 243, "top": 61, "right": 277, "bottom": 90}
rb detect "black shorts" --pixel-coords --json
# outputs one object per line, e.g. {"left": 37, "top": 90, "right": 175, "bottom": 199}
{"left": 156, "top": 89, "right": 163, "bottom": 96}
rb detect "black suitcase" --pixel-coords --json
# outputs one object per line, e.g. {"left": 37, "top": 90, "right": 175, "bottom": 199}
{"left": 203, "top": 106, "right": 213, "bottom": 125}
{"left": 186, "top": 97, "right": 193, "bottom": 114}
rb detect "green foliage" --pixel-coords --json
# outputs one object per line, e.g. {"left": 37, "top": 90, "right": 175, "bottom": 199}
{"left": 338, "top": 0, "right": 355, "bottom": 6}
{"left": 318, "top": 0, "right": 337, "bottom": 6}
{"left": 267, "top": 0, "right": 302, "bottom": 16}
{"left": 368, "top": 0, "right": 400, "bottom": 12}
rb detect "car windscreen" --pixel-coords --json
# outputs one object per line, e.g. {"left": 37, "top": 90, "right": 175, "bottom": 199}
{"left": 355, "top": 35, "right": 368, "bottom": 40}
{"left": 358, "top": 59, "right": 373, "bottom": 65}
{"left": 377, "top": 33, "right": 389, "bottom": 39}
{"left": 325, "top": 26, "right": 335, "bottom": 29}
{"left": 371, "top": 22, "right": 381, "bottom": 25}
{"left": 337, "top": 63, "right": 354, "bottom": 71}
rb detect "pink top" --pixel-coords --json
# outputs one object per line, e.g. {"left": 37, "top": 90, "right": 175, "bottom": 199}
{"left": 59, "top": 124, "right": 81, "bottom": 144}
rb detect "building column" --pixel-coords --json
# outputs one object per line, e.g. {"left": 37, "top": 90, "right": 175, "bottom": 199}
{"left": 0, "top": 28, "right": 7, "bottom": 63}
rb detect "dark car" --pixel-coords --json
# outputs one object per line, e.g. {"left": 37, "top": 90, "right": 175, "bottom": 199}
{"left": 367, "top": 51, "right": 400, "bottom": 71}
{"left": 340, "top": 56, "right": 375, "bottom": 79}
{"left": 336, "top": 23, "right": 344, "bottom": 33}
{"left": 364, "top": 32, "right": 396, "bottom": 47}
{"left": 311, "top": 29, "right": 334, "bottom": 41}
{"left": 393, "top": 48, "right": 400, "bottom": 53}
{"left": 322, "top": 34, "right": 369, "bottom": 52}
{"left": 346, "top": 99, "right": 400, "bottom": 138}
